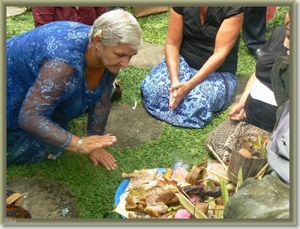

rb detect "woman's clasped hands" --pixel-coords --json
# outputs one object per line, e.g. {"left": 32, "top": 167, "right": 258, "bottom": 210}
{"left": 169, "top": 81, "right": 189, "bottom": 110}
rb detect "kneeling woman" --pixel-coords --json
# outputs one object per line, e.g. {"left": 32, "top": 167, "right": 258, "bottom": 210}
{"left": 141, "top": 7, "right": 244, "bottom": 128}
{"left": 6, "top": 9, "right": 142, "bottom": 169}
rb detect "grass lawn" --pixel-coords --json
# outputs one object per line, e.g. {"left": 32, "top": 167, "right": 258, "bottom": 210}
{"left": 6, "top": 6, "right": 288, "bottom": 219}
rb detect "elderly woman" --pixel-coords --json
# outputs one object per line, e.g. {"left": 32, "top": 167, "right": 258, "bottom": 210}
{"left": 6, "top": 9, "right": 143, "bottom": 170}
{"left": 140, "top": 7, "right": 244, "bottom": 128}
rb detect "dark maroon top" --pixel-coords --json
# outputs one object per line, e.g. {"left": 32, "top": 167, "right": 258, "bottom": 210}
{"left": 31, "top": 6, "right": 108, "bottom": 27}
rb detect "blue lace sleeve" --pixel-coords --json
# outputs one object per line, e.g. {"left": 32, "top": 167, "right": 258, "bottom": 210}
{"left": 18, "top": 59, "right": 74, "bottom": 148}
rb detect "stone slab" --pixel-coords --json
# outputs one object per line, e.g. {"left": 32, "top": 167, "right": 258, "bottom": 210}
{"left": 6, "top": 177, "right": 78, "bottom": 219}
{"left": 105, "top": 104, "right": 164, "bottom": 148}
{"left": 129, "top": 43, "right": 165, "bottom": 68}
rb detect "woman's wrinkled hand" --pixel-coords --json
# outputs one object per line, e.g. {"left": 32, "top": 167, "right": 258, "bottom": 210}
{"left": 89, "top": 148, "right": 117, "bottom": 170}
{"left": 228, "top": 101, "right": 246, "bottom": 121}
{"left": 169, "top": 82, "right": 189, "bottom": 110}
{"left": 80, "top": 134, "right": 117, "bottom": 154}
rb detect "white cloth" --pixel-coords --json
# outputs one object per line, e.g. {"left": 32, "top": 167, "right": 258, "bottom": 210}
{"left": 250, "top": 79, "right": 278, "bottom": 106}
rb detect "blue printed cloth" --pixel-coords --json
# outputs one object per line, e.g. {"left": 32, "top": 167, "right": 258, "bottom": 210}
{"left": 140, "top": 56, "right": 236, "bottom": 128}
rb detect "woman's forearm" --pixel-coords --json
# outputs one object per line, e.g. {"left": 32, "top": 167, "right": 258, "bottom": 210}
{"left": 165, "top": 44, "right": 180, "bottom": 84}
{"left": 239, "top": 72, "right": 258, "bottom": 103}
{"left": 187, "top": 52, "right": 225, "bottom": 90}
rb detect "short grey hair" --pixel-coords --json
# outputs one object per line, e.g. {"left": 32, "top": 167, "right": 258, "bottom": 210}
{"left": 89, "top": 9, "right": 143, "bottom": 51}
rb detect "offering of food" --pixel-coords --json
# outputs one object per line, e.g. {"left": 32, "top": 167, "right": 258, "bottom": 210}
{"left": 114, "top": 163, "right": 227, "bottom": 219}
{"left": 115, "top": 168, "right": 180, "bottom": 218}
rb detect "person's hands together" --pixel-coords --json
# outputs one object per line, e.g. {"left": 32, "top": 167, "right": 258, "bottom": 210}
{"left": 228, "top": 101, "right": 246, "bottom": 121}
{"left": 111, "top": 79, "right": 122, "bottom": 102}
{"left": 89, "top": 148, "right": 117, "bottom": 170}
{"left": 169, "top": 82, "right": 189, "bottom": 110}
{"left": 112, "top": 79, "right": 119, "bottom": 89}
{"left": 80, "top": 134, "right": 117, "bottom": 154}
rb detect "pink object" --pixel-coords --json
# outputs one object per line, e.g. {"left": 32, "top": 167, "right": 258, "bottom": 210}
{"left": 190, "top": 196, "right": 201, "bottom": 204}
{"left": 171, "top": 167, "right": 189, "bottom": 184}
{"left": 174, "top": 209, "right": 192, "bottom": 219}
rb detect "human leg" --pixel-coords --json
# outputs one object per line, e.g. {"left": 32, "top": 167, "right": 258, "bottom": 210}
{"left": 141, "top": 57, "right": 236, "bottom": 128}
{"left": 242, "top": 7, "right": 267, "bottom": 60}
{"left": 7, "top": 130, "right": 57, "bottom": 165}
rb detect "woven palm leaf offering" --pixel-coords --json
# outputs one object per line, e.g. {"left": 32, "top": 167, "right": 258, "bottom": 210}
{"left": 227, "top": 131, "right": 270, "bottom": 184}
{"left": 114, "top": 161, "right": 233, "bottom": 219}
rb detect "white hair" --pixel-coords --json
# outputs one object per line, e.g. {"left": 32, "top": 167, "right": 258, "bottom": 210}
{"left": 89, "top": 9, "right": 143, "bottom": 51}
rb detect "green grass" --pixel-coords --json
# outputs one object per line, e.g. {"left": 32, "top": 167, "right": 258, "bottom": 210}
{"left": 6, "top": 6, "right": 288, "bottom": 219}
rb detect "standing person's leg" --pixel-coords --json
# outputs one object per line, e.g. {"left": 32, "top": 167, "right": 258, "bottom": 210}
{"left": 242, "top": 7, "right": 267, "bottom": 60}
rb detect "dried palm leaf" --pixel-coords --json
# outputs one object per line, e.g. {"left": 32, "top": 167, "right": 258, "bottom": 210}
{"left": 205, "top": 168, "right": 230, "bottom": 182}
{"left": 206, "top": 144, "right": 228, "bottom": 171}
{"left": 213, "top": 204, "right": 224, "bottom": 218}
{"left": 253, "top": 163, "right": 269, "bottom": 180}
